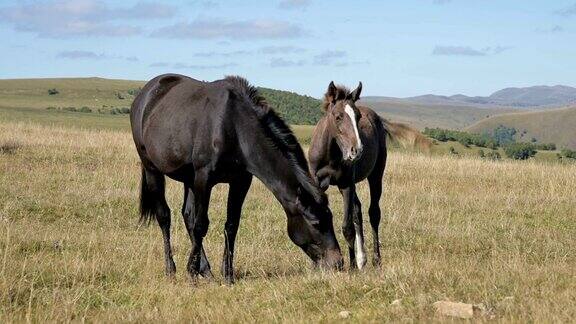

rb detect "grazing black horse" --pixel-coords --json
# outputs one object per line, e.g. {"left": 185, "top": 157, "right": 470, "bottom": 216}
{"left": 309, "top": 82, "right": 430, "bottom": 270}
{"left": 130, "top": 74, "right": 343, "bottom": 283}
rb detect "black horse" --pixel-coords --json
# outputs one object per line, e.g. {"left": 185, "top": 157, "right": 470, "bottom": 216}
{"left": 130, "top": 74, "right": 343, "bottom": 283}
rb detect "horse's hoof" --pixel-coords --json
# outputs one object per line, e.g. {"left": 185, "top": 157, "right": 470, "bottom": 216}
{"left": 372, "top": 257, "right": 381, "bottom": 268}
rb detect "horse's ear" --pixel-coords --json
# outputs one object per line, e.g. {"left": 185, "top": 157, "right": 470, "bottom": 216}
{"left": 349, "top": 82, "right": 362, "bottom": 102}
{"left": 325, "top": 81, "right": 337, "bottom": 105}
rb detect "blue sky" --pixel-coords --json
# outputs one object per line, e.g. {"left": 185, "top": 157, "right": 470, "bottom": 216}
{"left": 1, "top": 0, "right": 575, "bottom": 97}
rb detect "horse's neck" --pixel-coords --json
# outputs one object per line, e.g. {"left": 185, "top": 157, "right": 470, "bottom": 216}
{"left": 238, "top": 128, "right": 300, "bottom": 209}
{"left": 313, "top": 119, "right": 339, "bottom": 163}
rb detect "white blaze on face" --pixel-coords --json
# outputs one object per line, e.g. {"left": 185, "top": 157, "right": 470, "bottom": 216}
{"left": 344, "top": 104, "right": 362, "bottom": 151}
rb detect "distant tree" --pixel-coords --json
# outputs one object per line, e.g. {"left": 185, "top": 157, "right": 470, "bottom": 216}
{"left": 257, "top": 87, "right": 322, "bottom": 125}
{"left": 561, "top": 149, "right": 576, "bottom": 159}
{"left": 504, "top": 143, "right": 537, "bottom": 160}
{"left": 492, "top": 125, "right": 517, "bottom": 145}
{"left": 48, "top": 88, "right": 59, "bottom": 95}
{"left": 423, "top": 127, "right": 497, "bottom": 148}
{"left": 79, "top": 106, "right": 92, "bottom": 113}
{"left": 534, "top": 143, "right": 556, "bottom": 151}
{"left": 127, "top": 88, "right": 141, "bottom": 96}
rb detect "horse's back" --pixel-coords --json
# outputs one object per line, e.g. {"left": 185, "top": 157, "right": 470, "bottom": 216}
{"left": 130, "top": 74, "right": 231, "bottom": 176}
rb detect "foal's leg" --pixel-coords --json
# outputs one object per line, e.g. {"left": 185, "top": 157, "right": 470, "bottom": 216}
{"left": 352, "top": 193, "right": 367, "bottom": 269}
{"left": 340, "top": 184, "right": 366, "bottom": 270}
{"left": 182, "top": 186, "right": 212, "bottom": 278}
{"left": 182, "top": 173, "right": 213, "bottom": 278}
{"left": 340, "top": 186, "right": 356, "bottom": 269}
{"left": 221, "top": 173, "right": 252, "bottom": 284}
{"left": 367, "top": 154, "right": 386, "bottom": 266}
{"left": 142, "top": 169, "right": 176, "bottom": 277}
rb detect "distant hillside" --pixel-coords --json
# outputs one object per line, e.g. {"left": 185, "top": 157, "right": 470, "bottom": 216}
{"left": 0, "top": 77, "right": 323, "bottom": 125}
{"left": 257, "top": 87, "right": 322, "bottom": 125}
{"left": 359, "top": 97, "right": 516, "bottom": 130}
{"left": 466, "top": 106, "right": 576, "bottom": 149}
{"left": 403, "top": 85, "right": 576, "bottom": 108}
{"left": 0, "top": 77, "right": 145, "bottom": 111}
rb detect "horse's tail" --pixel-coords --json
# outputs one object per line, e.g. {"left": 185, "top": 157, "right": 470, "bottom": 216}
{"left": 138, "top": 166, "right": 166, "bottom": 225}
{"left": 380, "top": 117, "right": 432, "bottom": 152}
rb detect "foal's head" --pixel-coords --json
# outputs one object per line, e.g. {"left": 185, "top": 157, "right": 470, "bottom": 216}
{"left": 323, "top": 81, "right": 364, "bottom": 162}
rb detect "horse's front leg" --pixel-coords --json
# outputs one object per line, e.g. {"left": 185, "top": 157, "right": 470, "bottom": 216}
{"left": 340, "top": 170, "right": 367, "bottom": 270}
{"left": 352, "top": 193, "right": 367, "bottom": 269}
{"left": 221, "top": 173, "right": 252, "bottom": 284}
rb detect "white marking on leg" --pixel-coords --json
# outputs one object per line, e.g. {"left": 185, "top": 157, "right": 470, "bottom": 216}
{"left": 345, "top": 104, "right": 363, "bottom": 150}
{"left": 355, "top": 232, "right": 367, "bottom": 269}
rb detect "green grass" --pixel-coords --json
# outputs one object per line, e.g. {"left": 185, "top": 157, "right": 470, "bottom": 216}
{"left": 0, "top": 77, "right": 324, "bottom": 125}
{"left": 0, "top": 77, "right": 144, "bottom": 111}
{"left": 0, "top": 106, "right": 130, "bottom": 131}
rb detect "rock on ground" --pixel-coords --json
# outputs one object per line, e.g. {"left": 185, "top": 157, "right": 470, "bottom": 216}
{"left": 433, "top": 301, "right": 488, "bottom": 319}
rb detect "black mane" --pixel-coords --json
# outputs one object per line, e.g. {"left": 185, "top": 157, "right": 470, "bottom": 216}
{"left": 322, "top": 84, "right": 350, "bottom": 110}
{"left": 225, "top": 75, "right": 325, "bottom": 204}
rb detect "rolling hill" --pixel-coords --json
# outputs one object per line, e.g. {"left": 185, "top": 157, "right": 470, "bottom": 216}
{"left": 466, "top": 105, "right": 576, "bottom": 149}
{"left": 0, "top": 77, "right": 145, "bottom": 111}
{"left": 0, "top": 77, "right": 322, "bottom": 125}
{"left": 400, "top": 85, "right": 576, "bottom": 108}
{"left": 359, "top": 97, "right": 516, "bottom": 130}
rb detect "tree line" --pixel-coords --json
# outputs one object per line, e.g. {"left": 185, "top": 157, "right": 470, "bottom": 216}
{"left": 424, "top": 125, "right": 562, "bottom": 160}
{"left": 257, "top": 87, "right": 323, "bottom": 125}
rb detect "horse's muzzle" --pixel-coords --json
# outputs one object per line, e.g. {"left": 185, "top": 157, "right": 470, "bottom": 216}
{"left": 321, "top": 248, "right": 344, "bottom": 271}
{"left": 344, "top": 146, "right": 363, "bottom": 163}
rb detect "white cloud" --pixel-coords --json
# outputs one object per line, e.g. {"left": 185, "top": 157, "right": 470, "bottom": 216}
{"left": 151, "top": 18, "right": 305, "bottom": 40}
{"left": 0, "top": 1, "right": 176, "bottom": 38}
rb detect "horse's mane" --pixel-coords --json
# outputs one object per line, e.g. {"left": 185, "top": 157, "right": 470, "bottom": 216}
{"left": 225, "top": 76, "right": 325, "bottom": 204}
{"left": 322, "top": 84, "right": 350, "bottom": 110}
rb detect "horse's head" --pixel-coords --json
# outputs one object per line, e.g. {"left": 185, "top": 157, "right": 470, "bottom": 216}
{"left": 323, "top": 81, "right": 364, "bottom": 163}
{"left": 286, "top": 188, "right": 343, "bottom": 270}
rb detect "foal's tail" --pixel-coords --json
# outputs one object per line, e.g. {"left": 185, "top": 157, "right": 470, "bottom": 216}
{"left": 380, "top": 118, "right": 432, "bottom": 152}
{"left": 138, "top": 166, "right": 166, "bottom": 225}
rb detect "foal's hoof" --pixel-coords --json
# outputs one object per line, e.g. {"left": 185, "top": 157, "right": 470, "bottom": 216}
{"left": 165, "top": 263, "right": 176, "bottom": 279}
{"left": 372, "top": 257, "right": 381, "bottom": 268}
{"left": 223, "top": 276, "right": 235, "bottom": 286}
{"left": 356, "top": 256, "right": 367, "bottom": 270}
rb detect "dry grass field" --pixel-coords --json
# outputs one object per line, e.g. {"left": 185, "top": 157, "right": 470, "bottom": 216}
{"left": 1, "top": 119, "right": 575, "bottom": 322}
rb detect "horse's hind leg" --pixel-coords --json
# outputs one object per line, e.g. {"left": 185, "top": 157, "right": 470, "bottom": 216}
{"left": 182, "top": 173, "right": 213, "bottom": 278}
{"left": 367, "top": 155, "right": 386, "bottom": 266}
{"left": 221, "top": 173, "right": 252, "bottom": 284}
{"left": 141, "top": 168, "right": 176, "bottom": 277}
